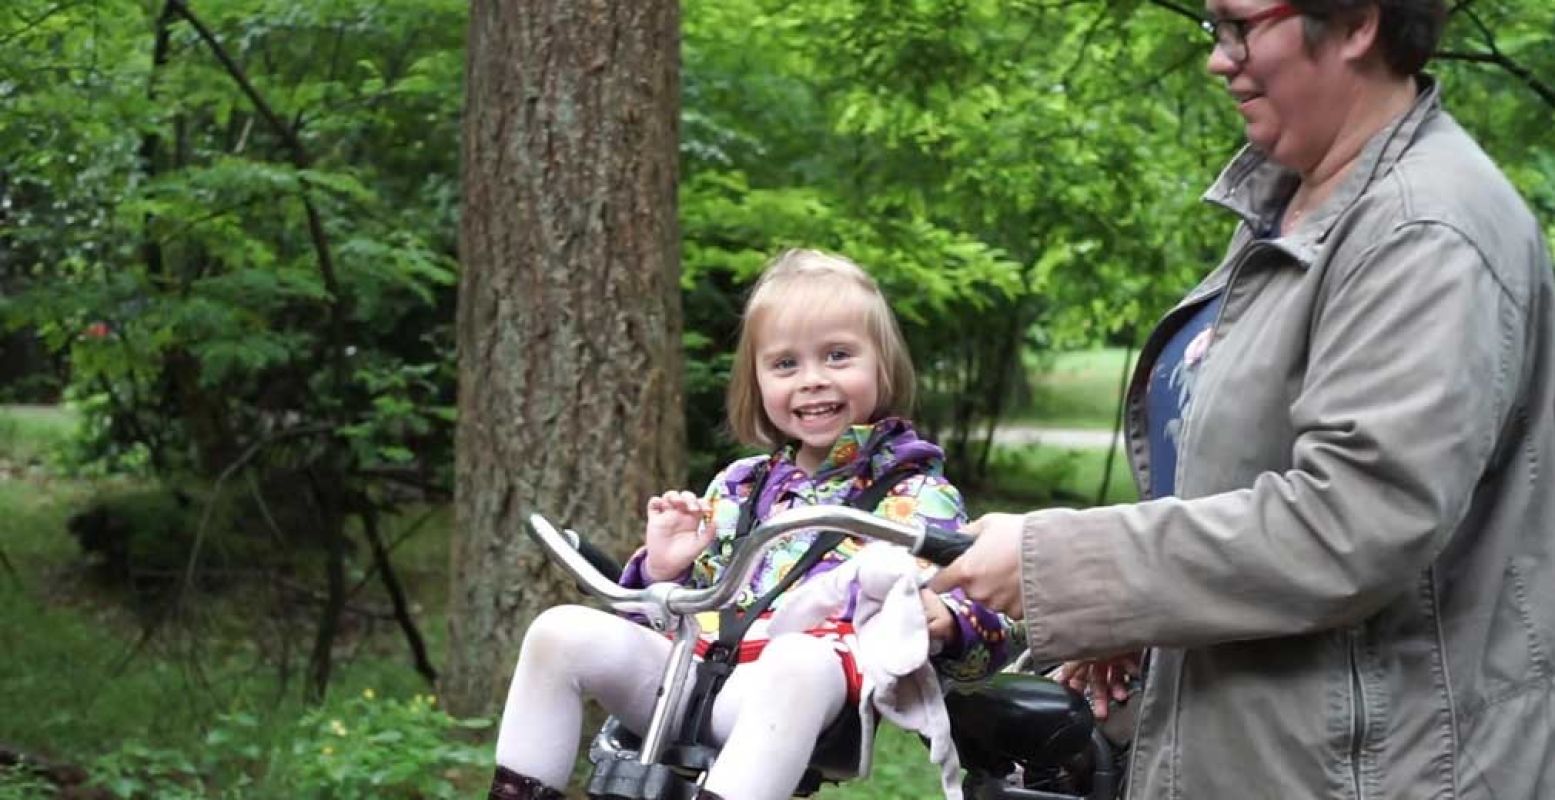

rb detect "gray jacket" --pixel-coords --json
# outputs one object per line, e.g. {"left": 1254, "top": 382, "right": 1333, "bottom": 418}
{"left": 1017, "top": 80, "right": 1555, "bottom": 799}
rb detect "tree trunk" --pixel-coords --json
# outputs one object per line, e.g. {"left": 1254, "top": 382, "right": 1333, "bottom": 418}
{"left": 446, "top": 0, "right": 685, "bottom": 716}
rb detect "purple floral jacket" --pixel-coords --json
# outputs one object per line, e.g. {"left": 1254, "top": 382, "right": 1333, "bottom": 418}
{"left": 622, "top": 417, "right": 1021, "bottom": 681}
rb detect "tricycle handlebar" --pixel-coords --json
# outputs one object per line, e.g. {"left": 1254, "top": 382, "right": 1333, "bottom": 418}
{"left": 526, "top": 505, "right": 973, "bottom": 617}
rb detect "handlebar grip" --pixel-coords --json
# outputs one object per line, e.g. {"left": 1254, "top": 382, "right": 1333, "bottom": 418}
{"left": 917, "top": 525, "right": 975, "bottom": 566}
{"left": 572, "top": 537, "right": 623, "bottom": 584}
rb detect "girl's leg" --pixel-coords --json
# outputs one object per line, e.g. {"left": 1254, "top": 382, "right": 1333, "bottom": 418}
{"left": 702, "top": 633, "right": 849, "bottom": 800}
{"left": 494, "top": 604, "right": 674, "bottom": 788}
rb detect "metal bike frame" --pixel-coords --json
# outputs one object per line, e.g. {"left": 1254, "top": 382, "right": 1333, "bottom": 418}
{"left": 526, "top": 506, "right": 931, "bottom": 765}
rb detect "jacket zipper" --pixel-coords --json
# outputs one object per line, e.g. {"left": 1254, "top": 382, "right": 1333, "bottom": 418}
{"left": 1348, "top": 629, "right": 1367, "bottom": 800}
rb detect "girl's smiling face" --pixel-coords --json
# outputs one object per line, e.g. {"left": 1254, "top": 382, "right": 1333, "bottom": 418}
{"left": 754, "top": 310, "right": 881, "bottom": 474}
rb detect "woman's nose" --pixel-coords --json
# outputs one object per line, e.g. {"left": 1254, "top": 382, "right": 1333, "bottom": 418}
{"left": 1206, "top": 44, "right": 1237, "bottom": 78}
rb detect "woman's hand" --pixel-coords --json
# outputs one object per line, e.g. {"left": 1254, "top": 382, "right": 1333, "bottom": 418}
{"left": 1054, "top": 652, "right": 1142, "bottom": 720}
{"left": 926, "top": 513, "right": 1026, "bottom": 618}
{"left": 643, "top": 490, "right": 715, "bottom": 582}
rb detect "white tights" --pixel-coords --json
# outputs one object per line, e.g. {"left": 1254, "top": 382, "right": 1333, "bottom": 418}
{"left": 494, "top": 604, "right": 848, "bottom": 800}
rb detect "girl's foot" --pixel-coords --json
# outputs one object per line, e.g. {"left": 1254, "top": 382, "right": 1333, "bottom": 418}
{"left": 488, "top": 766, "right": 564, "bottom": 800}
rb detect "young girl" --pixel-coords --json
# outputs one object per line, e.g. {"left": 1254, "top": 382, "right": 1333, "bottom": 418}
{"left": 489, "top": 249, "right": 1019, "bottom": 800}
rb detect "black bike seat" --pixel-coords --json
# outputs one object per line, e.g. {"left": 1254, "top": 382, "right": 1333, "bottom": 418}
{"left": 945, "top": 673, "right": 1095, "bottom": 773}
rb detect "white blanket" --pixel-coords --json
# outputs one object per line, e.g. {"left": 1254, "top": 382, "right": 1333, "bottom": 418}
{"left": 769, "top": 542, "right": 963, "bottom": 800}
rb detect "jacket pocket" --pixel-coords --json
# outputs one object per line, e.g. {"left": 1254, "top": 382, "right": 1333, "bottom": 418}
{"left": 1478, "top": 559, "right": 1551, "bottom": 709}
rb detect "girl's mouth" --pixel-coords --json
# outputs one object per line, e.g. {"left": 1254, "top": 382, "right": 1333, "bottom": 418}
{"left": 794, "top": 403, "right": 843, "bottom": 420}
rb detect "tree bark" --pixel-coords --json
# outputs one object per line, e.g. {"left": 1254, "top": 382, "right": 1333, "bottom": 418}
{"left": 446, "top": 0, "right": 685, "bottom": 716}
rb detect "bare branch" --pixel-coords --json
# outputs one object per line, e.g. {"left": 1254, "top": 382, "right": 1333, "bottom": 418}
{"left": 166, "top": 0, "right": 353, "bottom": 397}
{"left": 166, "top": 0, "right": 307, "bottom": 167}
{"left": 1438, "top": 50, "right": 1555, "bottom": 109}
{"left": 1439, "top": 5, "right": 1555, "bottom": 110}
{"left": 0, "top": 1, "right": 88, "bottom": 48}
{"left": 1140, "top": 0, "right": 1204, "bottom": 25}
{"left": 0, "top": 546, "right": 19, "bottom": 587}
{"left": 362, "top": 506, "right": 439, "bottom": 685}
{"left": 179, "top": 424, "right": 331, "bottom": 602}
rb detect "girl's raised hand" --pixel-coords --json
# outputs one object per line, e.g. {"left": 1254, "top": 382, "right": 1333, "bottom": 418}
{"left": 919, "top": 589, "right": 957, "bottom": 645}
{"left": 643, "top": 490, "right": 715, "bottom": 582}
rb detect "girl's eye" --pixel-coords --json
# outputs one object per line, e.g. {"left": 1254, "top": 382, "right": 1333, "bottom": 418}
{"left": 771, "top": 357, "right": 796, "bottom": 371}
{"left": 826, "top": 349, "right": 852, "bottom": 363}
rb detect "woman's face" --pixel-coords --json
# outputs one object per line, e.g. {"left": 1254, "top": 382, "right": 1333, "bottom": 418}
{"left": 1205, "top": 2, "right": 1349, "bottom": 173}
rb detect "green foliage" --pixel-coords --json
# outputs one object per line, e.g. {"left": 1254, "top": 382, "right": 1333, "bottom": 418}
{"left": 1019, "top": 347, "right": 1133, "bottom": 429}
{"left": 676, "top": 0, "right": 1237, "bottom": 482}
{"left": 676, "top": 0, "right": 1553, "bottom": 486}
{"left": 0, "top": 475, "right": 465, "bottom": 782}
{"left": 281, "top": 693, "right": 490, "bottom": 799}
{"left": 0, "top": 767, "right": 53, "bottom": 800}
{"left": 0, "top": 0, "right": 462, "bottom": 481}
{"left": 972, "top": 443, "right": 1139, "bottom": 516}
{"left": 0, "top": 578, "right": 222, "bottom": 757}
{"left": 5, "top": 0, "right": 1549, "bottom": 491}
{"left": 91, "top": 743, "right": 207, "bottom": 800}
{"left": 73, "top": 695, "right": 489, "bottom": 799}
{"left": 0, "top": 0, "right": 463, "bottom": 701}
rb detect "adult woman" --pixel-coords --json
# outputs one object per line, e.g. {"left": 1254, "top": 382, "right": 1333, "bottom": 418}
{"left": 933, "top": 2, "right": 1555, "bottom": 797}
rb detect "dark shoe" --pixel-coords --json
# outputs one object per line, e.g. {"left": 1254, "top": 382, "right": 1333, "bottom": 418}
{"left": 488, "top": 766, "right": 565, "bottom": 800}
{"left": 695, "top": 790, "right": 726, "bottom": 800}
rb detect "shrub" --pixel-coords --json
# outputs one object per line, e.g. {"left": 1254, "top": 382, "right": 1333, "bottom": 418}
{"left": 284, "top": 692, "right": 491, "bottom": 799}
{"left": 84, "top": 693, "right": 491, "bottom": 799}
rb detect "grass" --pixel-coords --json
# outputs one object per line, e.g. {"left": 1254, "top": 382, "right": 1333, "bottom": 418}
{"left": 0, "top": 518, "right": 454, "bottom": 757}
{"left": 0, "top": 404, "right": 78, "bottom": 469}
{"left": 971, "top": 443, "right": 1138, "bottom": 517}
{"left": 817, "top": 726, "right": 941, "bottom": 798}
{"left": 0, "top": 405, "right": 474, "bottom": 796}
{"left": 1014, "top": 347, "right": 1134, "bottom": 430}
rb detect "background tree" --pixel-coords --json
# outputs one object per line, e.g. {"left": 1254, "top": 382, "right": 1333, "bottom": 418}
{"left": 2, "top": 0, "right": 467, "bottom": 701}
{"left": 445, "top": 0, "right": 686, "bottom": 716}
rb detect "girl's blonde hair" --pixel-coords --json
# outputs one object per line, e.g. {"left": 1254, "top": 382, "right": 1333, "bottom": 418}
{"left": 726, "top": 249, "right": 916, "bottom": 448}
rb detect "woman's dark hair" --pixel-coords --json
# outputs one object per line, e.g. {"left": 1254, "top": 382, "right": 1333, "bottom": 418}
{"left": 1290, "top": 1, "right": 1447, "bottom": 75}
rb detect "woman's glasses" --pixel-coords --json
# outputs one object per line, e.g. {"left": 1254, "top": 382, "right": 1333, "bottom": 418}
{"left": 1199, "top": 3, "right": 1301, "bottom": 65}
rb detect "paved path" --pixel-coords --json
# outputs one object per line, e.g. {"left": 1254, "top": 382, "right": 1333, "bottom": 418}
{"left": 991, "top": 425, "right": 1121, "bottom": 450}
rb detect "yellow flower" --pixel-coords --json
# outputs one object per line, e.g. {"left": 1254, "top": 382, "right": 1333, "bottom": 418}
{"left": 427, "top": 694, "right": 437, "bottom": 706}
{"left": 877, "top": 496, "right": 916, "bottom": 523}
{"left": 362, "top": 688, "right": 375, "bottom": 700}
{"left": 322, "top": 746, "right": 334, "bottom": 756}
{"left": 330, "top": 719, "right": 348, "bottom": 737}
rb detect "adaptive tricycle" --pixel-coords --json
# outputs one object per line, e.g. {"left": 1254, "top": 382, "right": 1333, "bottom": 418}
{"left": 525, "top": 505, "right": 1120, "bottom": 800}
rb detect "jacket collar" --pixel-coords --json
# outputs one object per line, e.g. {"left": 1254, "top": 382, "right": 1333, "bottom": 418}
{"left": 1202, "top": 74, "right": 1441, "bottom": 268}
{"left": 774, "top": 416, "right": 943, "bottom": 483}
